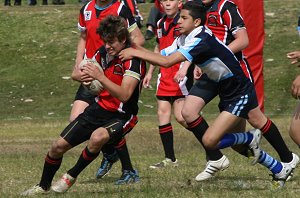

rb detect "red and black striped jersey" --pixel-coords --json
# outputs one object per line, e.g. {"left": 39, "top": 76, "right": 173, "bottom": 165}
{"left": 155, "top": 13, "right": 193, "bottom": 96}
{"left": 204, "top": 0, "right": 245, "bottom": 46}
{"left": 78, "top": 0, "right": 137, "bottom": 59}
{"left": 204, "top": 0, "right": 252, "bottom": 79}
{"left": 94, "top": 46, "right": 146, "bottom": 115}
{"left": 122, "top": 0, "right": 141, "bottom": 18}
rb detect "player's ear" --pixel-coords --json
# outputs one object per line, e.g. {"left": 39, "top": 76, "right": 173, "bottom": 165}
{"left": 178, "top": 0, "right": 183, "bottom": 8}
{"left": 194, "top": 18, "right": 201, "bottom": 27}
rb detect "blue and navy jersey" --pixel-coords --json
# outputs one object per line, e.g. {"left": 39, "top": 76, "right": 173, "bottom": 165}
{"left": 162, "top": 26, "right": 252, "bottom": 99}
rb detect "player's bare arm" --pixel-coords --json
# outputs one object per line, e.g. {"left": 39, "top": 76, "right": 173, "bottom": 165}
{"left": 83, "top": 63, "right": 139, "bottom": 102}
{"left": 71, "top": 32, "right": 87, "bottom": 82}
{"left": 130, "top": 26, "right": 145, "bottom": 46}
{"left": 119, "top": 48, "right": 185, "bottom": 68}
{"left": 228, "top": 28, "right": 249, "bottom": 53}
{"left": 143, "top": 45, "right": 159, "bottom": 88}
{"left": 174, "top": 61, "right": 191, "bottom": 82}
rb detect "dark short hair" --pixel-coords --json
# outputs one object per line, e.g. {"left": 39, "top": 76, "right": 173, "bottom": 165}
{"left": 182, "top": 1, "right": 206, "bottom": 25}
{"left": 96, "top": 15, "right": 131, "bottom": 45}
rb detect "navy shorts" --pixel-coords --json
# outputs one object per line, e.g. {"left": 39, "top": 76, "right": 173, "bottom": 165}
{"left": 60, "top": 102, "right": 137, "bottom": 147}
{"left": 218, "top": 82, "right": 258, "bottom": 119}
{"left": 74, "top": 84, "right": 96, "bottom": 105}
{"left": 188, "top": 74, "right": 218, "bottom": 104}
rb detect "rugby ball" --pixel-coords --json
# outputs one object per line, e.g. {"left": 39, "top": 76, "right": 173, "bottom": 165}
{"left": 79, "top": 59, "right": 104, "bottom": 95}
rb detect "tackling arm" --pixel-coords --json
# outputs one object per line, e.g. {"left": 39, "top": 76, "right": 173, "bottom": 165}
{"left": 119, "top": 47, "right": 186, "bottom": 68}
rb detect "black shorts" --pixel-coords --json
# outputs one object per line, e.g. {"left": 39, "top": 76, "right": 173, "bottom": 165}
{"left": 60, "top": 102, "right": 137, "bottom": 147}
{"left": 156, "top": 95, "right": 185, "bottom": 104}
{"left": 188, "top": 74, "right": 218, "bottom": 104}
{"left": 74, "top": 84, "right": 96, "bottom": 105}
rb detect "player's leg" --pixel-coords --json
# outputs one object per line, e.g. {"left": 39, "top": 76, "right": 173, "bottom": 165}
{"left": 150, "top": 98, "right": 178, "bottom": 169}
{"left": 108, "top": 116, "right": 140, "bottom": 185}
{"left": 96, "top": 115, "right": 138, "bottom": 180}
{"left": 249, "top": 106, "right": 298, "bottom": 164}
{"left": 95, "top": 144, "right": 119, "bottom": 179}
{"left": 69, "top": 100, "right": 89, "bottom": 122}
{"left": 207, "top": 110, "right": 292, "bottom": 189}
{"left": 289, "top": 101, "right": 300, "bottom": 147}
{"left": 21, "top": 119, "right": 90, "bottom": 196}
{"left": 182, "top": 95, "right": 228, "bottom": 181}
{"left": 173, "top": 97, "right": 187, "bottom": 128}
{"left": 229, "top": 119, "right": 253, "bottom": 157}
{"left": 72, "top": 85, "right": 120, "bottom": 178}
{"left": 114, "top": 138, "right": 140, "bottom": 185}
{"left": 69, "top": 85, "right": 94, "bottom": 122}
{"left": 247, "top": 106, "right": 299, "bottom": 182}
{"left": 182, "top": 74, "right": 230, "bottom": 181}
{"left": 202, "top": 111, "right": 244, "bottom": 149}
{"left": 182, "top": 95, "right": 224, "bottom": 160}
{"left": 52, "top": 125, "right": 111, "bottom": 193}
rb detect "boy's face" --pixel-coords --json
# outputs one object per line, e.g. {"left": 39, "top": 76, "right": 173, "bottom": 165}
{"left": 178, "top": 9, "right": 198, "bottom": 35}
{"left": 160, "top": 0, "right": 181, "bottom": 18}
{"left": 104, "top": 38, "right": 126, "bottom": 56}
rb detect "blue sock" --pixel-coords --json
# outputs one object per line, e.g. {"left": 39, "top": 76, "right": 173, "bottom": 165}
{"left": 258, "top": 150, "right": 282, "bottom": 174}
{"left": 218, "top": 132, "right": 253, "bottom": 149}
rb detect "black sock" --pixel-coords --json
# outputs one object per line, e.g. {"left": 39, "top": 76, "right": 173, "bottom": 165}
{"left": 187, "top": 116, "right": 223, "bottom": 161}
{"left": 159, "top": 123, "right": 176, "bottom": 162}
{"left": 115, "top": 139, "right": 133, "bottom": 171}
{"left": 67, "top": 147, "right": 99, "bottom": 178}
{"left": 39, "top": 153, "right": 62, "bottom": 190}
{"left": 101, "top": 144, "right": 116, "bottom": 158}
{"left": 261, "top": 119, "right": 293, "bottom": 162}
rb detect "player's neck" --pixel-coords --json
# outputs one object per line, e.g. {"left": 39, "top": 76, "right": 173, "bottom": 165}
{"left": 96, "top": 0, "right": 113, "bottom": 8}
{"left": 166, "top": 11, "right": 179, "bottom": 19}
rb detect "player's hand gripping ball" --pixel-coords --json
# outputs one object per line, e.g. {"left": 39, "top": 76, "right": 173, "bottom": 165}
{"left": 79, "top": 59, "right": 104, "bottom": 95}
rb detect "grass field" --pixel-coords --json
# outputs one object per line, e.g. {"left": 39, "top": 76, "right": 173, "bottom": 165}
{"left": 1, "top": 0, "right": 300, "bottom": 197}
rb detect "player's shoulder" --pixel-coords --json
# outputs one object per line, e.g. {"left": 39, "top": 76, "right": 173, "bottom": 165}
{"left": 221, "top": 0, "right": 238, "bottom": 10}
{"left": 80, "top": 1, "right": 94, "bottom": 13}
{"left": 124, "top": 57, "right": 145, "bottom": 67}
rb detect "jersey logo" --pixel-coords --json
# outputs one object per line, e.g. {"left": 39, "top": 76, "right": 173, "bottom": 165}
{"left": 157, "top": 28, "right": 162, "bottom": 39}
{"left": 207, "top": 14, "right": 218, "bottom": 27}
{"left": 113, "top": 64, "right": 123, "bottom": 75}
{"left": 84, "top": 11, "right": 92, "bottom": 21}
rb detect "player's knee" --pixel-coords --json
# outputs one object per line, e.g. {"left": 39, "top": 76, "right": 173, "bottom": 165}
{"left": 181, "top": 109, "right": 189, "bottom": 121}
{"left": 69, "top": 116, "right": 76, "bottom": 123}
{"left": 157, "top": 108, "right": 170, "bottom": 118}
{"left": 90, "top": 130, "right": 110, "bottom": 149}
{"left": 202, "top": 134, "right": 217, "bottom": 149}
{"left": 175, "top": 115, "right": 186, "bottom": 127}
{"left": 50, "top": 140, "right": 70, "bottom": 156}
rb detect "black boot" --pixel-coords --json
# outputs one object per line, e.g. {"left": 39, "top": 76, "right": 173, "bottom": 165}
{"left": 4, "top": 0, "right": 11, "bottom": 6}
{"left": 59, "top": 0, "right": 65, "bottom": 5}
{"left": 14, "top": 0, "right": 21, "bottom": 5}
{"left": 29, "top": 0, "right": 37, "bottom": 6}
{"left": 53, "top": 0, "right": 65, "bottom": 5}
{"left": 42, "top": 0, "right": 48, "bottom": 5}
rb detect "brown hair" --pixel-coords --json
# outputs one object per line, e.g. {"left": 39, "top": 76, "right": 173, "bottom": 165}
{"left": 97, "top": 15, "right": 131, "bottom": 46}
